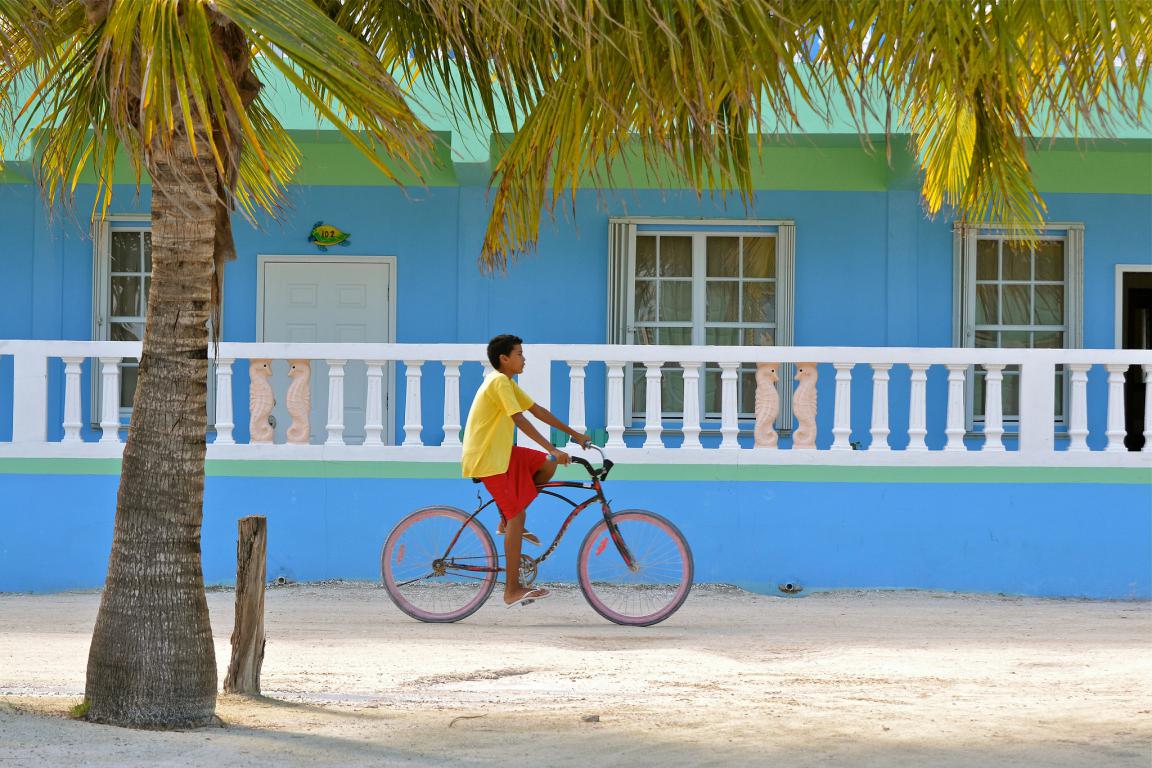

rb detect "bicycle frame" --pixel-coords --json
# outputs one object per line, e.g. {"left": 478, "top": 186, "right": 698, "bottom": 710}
{"left": 435, "top": 466, "right": 637, "bottom": 576}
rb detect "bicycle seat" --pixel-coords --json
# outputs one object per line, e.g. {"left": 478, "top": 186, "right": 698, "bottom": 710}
{"left": 471, "top": 477, "right": 482, "bottom": 484}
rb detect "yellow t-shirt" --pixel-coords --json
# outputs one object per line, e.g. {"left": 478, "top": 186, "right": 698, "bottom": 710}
{"left": 461, "top": 372, "right": 535, "bottom": 478}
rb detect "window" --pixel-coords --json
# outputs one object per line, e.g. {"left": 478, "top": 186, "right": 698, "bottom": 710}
{"left": 954, "top": 223, "right": 1084, "bottom": 424}
{"left": 608, "top": 218, "right": 796, "bottom": 428}
{"left": 94, "top": 217, "right": 151, "bottom": 416}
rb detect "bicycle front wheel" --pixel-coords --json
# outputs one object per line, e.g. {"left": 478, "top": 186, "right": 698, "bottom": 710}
{"left": 381, "top": 506, "right": 498, "bottom": 623}
{"left": 577, "top": 509, "right": 693, "bottom": 626}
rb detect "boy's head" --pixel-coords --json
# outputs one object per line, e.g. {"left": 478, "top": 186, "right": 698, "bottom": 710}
{"left": 487, "top": 334, "right": 524, "bottom": 373}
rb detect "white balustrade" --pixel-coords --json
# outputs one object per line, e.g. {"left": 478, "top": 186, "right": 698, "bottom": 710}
{"left": 981, "top": 364, "right": 1006, "bottom": 452}
{"left": 0, "top": 341, "right": 1146, "bottom": 465}
{"left": 1104, "top": 363, "right": 1127, "bottom": 453}
{"left": 1066, "top": 363, "right": 1090, "bottom": 453}
{"left": 831, "top": 362, "right": 853, "bottom": 451}
{"left": 680, "top": 362, "right": 703, "bottom": 449}
{"left": 605, "top": 361, "right": 626, "bottom": 449}
{"left": 213, "top": 358, "right": 235, "bottom": 445}
{"left": 325, "top": 359, "right": 347, "bottom": 446}
{"left": 643, "top": 361, "right": 663, "bottom": 448}
{"left": 61, "top": 356, "right": 84, "bottom": 443}
{"left": 567, "top": 361, "right": 588, "bottom": 439}
{"left": 441, "top": 360, "right": 462, "bottom": 448}
{"left": 869, "top": 363, "right": 891, "bottom": 451}
{"left": 907, "top": 363, "right": 929, "bottom": 451}
{"left": 944, "top": 363, "right": 967, "bottom": 451}
{"left": 98, "top": 357, "right": 122, "bottom": 444}
{"left": 364, "top": 361, "right": 386, "bottom": 446}
{"left": 719, "top": 362, "right": 740, "bottom": 449}
{"left": 401, "top": 360, "right": 423, "bottom": 447}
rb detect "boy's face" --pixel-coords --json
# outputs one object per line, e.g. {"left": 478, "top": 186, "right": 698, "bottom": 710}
{"left": 499, "top": 344, "right": 526, "bottom": 375}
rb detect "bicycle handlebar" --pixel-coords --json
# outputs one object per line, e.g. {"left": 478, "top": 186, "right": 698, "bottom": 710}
{"left": 545, "top": 443, "right": 614, "bottom": 480}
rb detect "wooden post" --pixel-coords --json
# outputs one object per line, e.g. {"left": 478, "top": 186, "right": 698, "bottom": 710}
{"left": 224, "top": 516, "right": 267, "bottom": 695}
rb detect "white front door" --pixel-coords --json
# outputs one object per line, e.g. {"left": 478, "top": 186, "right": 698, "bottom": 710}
{"left": 260, "top": 258, "right": 394, "bottom": 444}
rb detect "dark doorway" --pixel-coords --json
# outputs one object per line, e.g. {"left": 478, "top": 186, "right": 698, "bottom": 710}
{"left": 1122, "top": 270, "right": 1152, "bottom": 451}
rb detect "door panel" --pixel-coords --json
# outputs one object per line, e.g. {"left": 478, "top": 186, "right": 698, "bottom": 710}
{"left": 262, "top": 260, "right": 392, "bottom": 444}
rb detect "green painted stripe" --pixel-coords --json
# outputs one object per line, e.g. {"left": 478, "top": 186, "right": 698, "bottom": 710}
{"left": 0, "top": 457, "right": 1146, "bottom": 484}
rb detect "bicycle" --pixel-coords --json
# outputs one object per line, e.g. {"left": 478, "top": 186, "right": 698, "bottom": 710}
{"left": 380, "top": 446, "right": 693, "bottom": 626}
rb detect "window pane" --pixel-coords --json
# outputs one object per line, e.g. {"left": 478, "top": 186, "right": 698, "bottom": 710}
{"left": 976, "top": 239, "right": 998, "bottom": 280}
{"left": 706, "top": 327, "right": 740, "bottom": 345}
{"left": 120, "top": 364, "right": 138, "bottom": 408}
{"left": 635, "top": 280, "right": 656, "bottom": 321}
{"left": 1034, "top": 240, "right": 1063, "bottom": 281}
{"left": 1002, "top": 372, "right": 1020, "bottom": 416}
{"left": 1054, "top": 368, "right": 1065, "bottom": 416}
{"left": 1033, "top": 331, "right": 1063, "bottom": 349}
{"left": 110, "top": 321, "right": 144, "bottom": 342}
{"left": 634, "top": 326, "right": 658, "bottom": 344}
{"left": 975, "top": 330, "right": 998, "bottom": 347}
{"left": 1002, "top": 330, "right": 1029, "bottom": 348}
{"left": 974, "top": 370, "right": 987, "bottom": 418}
{"left": 742, "top": 283, "right": 775, "bottom": 323}
{"left": 703, "top": 367, "right": 721, "bottom": 413}
{"left": 1034, "top": 285, "right": 1064, "bottom": 326}
{"left": 111, "top": 277, "right": 141, "bottom": 317}
{"left": 743, "top": 237, "right": 776, "bottom": 278}
{"left": 740, "top": 368, "right": 757, "bottom": 414}
{"left": 142, "top": 276, "right": 151, "bottom": 314}
{"left": 111, "top": 231, "right": 140, "bottom": 273}
{"left": 1003, "top": 242, "right": 1030, "bottom": 280}
{"left": 745, "top": 327, "right": 775, "bottom": 345}
{"left": 659, "top": 281, "right": 692, "bottom": 321}
{"left": 142, "top": 232, "right": 152, "bottom": 272}
{"left": 635, "top": 236, "right": 657, "bottom": 277}
{"left": 662, "top": 366, "right": 684, "bottom": 412}
{"left": 706, "top": 282, "right": 739, "bottom": 321}
{"left": 660, "top": 327, "right": 692, "bottom": 345}
{"left": 660, "top": 237, "right": 692, "bottom": 277}
{"left": 976, "top": 285, "right": 998, "bottom": 324}
{"left": 632, "top": 366, "right": 645, "bottom": 414}
{"left": 706, "top": 237, "right": 739, "bottom": 277}
{"left": 1002, "top": 285, "right": 1030, "bottom": 325}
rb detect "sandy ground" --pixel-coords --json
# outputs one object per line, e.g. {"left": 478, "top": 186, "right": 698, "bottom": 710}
{"left": 0, "top": 583, "right": 1149, "bottom": 768}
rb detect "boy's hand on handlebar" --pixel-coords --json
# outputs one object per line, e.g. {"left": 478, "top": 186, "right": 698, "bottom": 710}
{"left": 549, "top": 448, "right": 571, "bottom": 465}
{"left": 573, "top": 433, "right": 593, "bottom": 449}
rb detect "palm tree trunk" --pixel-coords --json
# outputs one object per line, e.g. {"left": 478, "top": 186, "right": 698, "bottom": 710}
{"left": 84, "top": 121, "right": 219, "bottom": 728}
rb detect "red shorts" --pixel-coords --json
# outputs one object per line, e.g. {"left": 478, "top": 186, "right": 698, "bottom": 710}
{"left": 481, "top": 446, "right": 549, "bottom": 522}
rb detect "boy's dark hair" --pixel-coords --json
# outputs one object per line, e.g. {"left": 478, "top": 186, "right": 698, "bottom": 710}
{"left": 487, "top": 334, "right": 523, "bottom": 369}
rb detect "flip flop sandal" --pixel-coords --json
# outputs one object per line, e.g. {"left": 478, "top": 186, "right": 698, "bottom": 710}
{"left": 497, "top": 528, "right": 541, "bottom": 546}
{"left": 505, "top": 588, "right": 551, "bottom": 609}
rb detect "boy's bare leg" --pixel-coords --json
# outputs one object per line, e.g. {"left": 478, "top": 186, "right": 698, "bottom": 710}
{"left": 503, "top": 512, "right": 533, "bottom": 604}
{"left": 532, "top": 459, "right": 558, "bottom": 486}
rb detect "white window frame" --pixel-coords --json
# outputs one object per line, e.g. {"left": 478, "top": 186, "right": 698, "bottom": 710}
{"left": 92, "top": 214, "right": 216, "bottom": 429}
{"left": 608, "top": 217, "right": 796, "bottom": 432}
{"left": 953, "top": 222, "right": 1084, "bottom": 430}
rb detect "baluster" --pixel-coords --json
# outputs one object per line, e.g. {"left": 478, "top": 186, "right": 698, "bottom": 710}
{"left": 61, "top": 356, "right": 84, "bottom": 443}
{"left": 99, "top": 357, "right": 122, "bottom": 444}
{"left": 605, "top": 361, "right": 626, "bottom": 449}
{"left": 1066, "top": 363, "right": 1090, "bottom": 452}
{"left": 643, "top": 361, "right": 664, "bottom": 448}
{"left": 440, "top": 361, "right": 462, "bottom": 448}
{"left": 982, "top": 364, "right": 1006, "bottom": 452}
{"left": 944, "top": 363, "right": 967, "bottom": 451}
{"left": 719, "top": 362, "right": 740, "bottom": 449}
{"left": 401, "top": 360, "right": 423, "bottom": 447}
{"left": 286, "top": 360, "right": 312, "bottom": 445}
{"left": 680, "top": 362, "right": 703, "bottom": 449}
{"left": 869, "top": 364, "right": 891, "bottom": 451}
{"left": 567, "top": 361, "right": 588, "bottom": 439}
{"left": 249, "top": 359, "right": 275, "bottom": 444}
{"left": 907, "top": 363, "right": 929, "bottom": 451}
{"left": 753, "top": 363, "right": 780, "bottom": 448}
{"left": 1144, "top": 365, "right": 1152, "bottom": 453}
{"left": 364, "top": 361, "right": 385, "bottom": 446}
{"left": 213, "top": 358, "right": 235, "bottom": 445}
{"left": 792, "top": 363, "right": 818, "bottom": 449}
{"left": 325, "top": 359, "right": 347, "bottom": 446}
{"left": 831, "top": 362, "right": 853, "bottom": 451}
{"left": 1104, "top": 363, "right": 1127, "bottom": 452}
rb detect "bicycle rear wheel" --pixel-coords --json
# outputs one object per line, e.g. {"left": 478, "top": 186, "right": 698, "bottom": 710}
{"left": 577, "top": 509, "right": 693, "bottom": 626}
{"left": 381, "top": 506, "right": 497, "bottom": 623}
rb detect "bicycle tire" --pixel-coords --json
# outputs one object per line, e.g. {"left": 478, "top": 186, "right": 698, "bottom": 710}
{"left": 577, "top": 509, "right": 693, "bottom": 627}
{"left": 381, "top": 505, "right": 498, "bottom": 623}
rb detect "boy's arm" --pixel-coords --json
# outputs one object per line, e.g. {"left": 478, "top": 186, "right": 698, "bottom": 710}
{"left": 527, "top": 404, "right": 592, "bottom": 448}
{"left": 511, "top": 412, "right": 570, "bottom": 464}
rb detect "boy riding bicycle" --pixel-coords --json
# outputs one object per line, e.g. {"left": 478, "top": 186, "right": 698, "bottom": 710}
{"left": 461, "top": 334, "right": 591, "bottom": 608}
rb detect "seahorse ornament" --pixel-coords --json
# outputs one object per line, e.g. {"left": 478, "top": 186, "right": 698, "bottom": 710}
{"left": 753, "top": 362, "right": 780, "bottom": 448}
{"left": 285, "top": 360, "right": 311, "bottom": 445}
{"left": 792, "top": 362, "right": 818, "bottom": 449}
{"left": 249, "top": 359, "right": 275, "bottom": 444}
